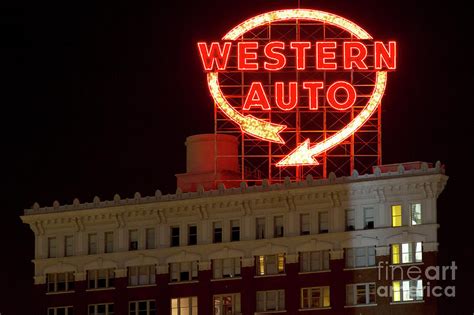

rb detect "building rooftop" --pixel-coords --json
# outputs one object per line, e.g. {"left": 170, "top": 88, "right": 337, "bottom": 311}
{"left": 24, "top": 161, "right": 445, "bottom": 216}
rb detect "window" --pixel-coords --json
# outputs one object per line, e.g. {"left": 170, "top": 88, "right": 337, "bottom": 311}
{"left": 188, "top": 225, "right": 197, "bottom": 245}
{"left": 345, "top": 246, "right": 376, "bottom": 268}
{"left": 171, "top": 297, "right": 197, "bottom": 315}
{"left": 318, "top": 212, "right": 328, "bottom": 233}
{"left": 105, "top": 232, "right": 114, "bottom": 253}
{"left": 213, "top": 222, "right": 222, "bottom": 243}
{"left": 345, "top": 209, "right": 355, "bottom": 231}
{"left": 256, "top": 217, "right": 265, "bottom": 239}
{"left": 391, "top": 242, "right": 422, "bottom": 264}
{"left": 212, "top": 257, "right": 241, "bottom": 279}
{"left": 87, "top": 269, "right": 115, "bottom": 289}
{"left": 392, "top": 205, "right": 402, "bottom": 227}
{"left": 65, "top": 236, "right": 74, "bottom": 257}
{"left": 363, "top": 207, "right": 374, "bottom": 229}
{"left": 88, "top": 233, "right": 98, "bottom": 255}
{"left": 47, "top": 272, "right": 75, "bottom": 292}
{"left": 300, "top": 250, "right": 330, "bottom": 272}
{"left": 129, "top": 300, "right": 156, "bottom": 315}
{"left": 48, "top": 237, "right": 57, "bottom": 258}
{"left": 256, "top": 290, "right": 285, "bottom": 312}
{"left": 411, "top": 203, "right": 422, "bottom": 225}
{"left": 300, "top": 213, "right": 310, "bottom": 235}
{"left": 129, "top": 230, "right": 138, "bottom": 251}
{"left": 213, "top": 293, "right": 240, "bottom": 315}
{"left": 171, "top": 226, "right": 180, "bottom": 247}
{"left": 146, "top": 228, "right": 155, "bottom": 249}
{"left": 48, "top": 307, "right": 74, "bottom": 315}
{"left": 128, "top": 265, "right": 155, "bottom": 286}
{"left": 256, "top": 254, "right": 285, "bottom": 275}
{"left": 392, "top": 280, "right": 423, "bottom": 302}
{"left": 231, "top": 220, "right": 240, "bottom": 241}
{"left": 301, "top": 287, "right": 330, "bottom": 309}
{"left": 346, "top": 283, "right": 376, "bottom": 306}
{"left": 170, "top": 261, "right": 198, "bottom": 282}
{"left": 88, "top": 303, "right": 114, "bottom": 315}
{"left": 274, "top": 216, "right": 284, "bottom": 237}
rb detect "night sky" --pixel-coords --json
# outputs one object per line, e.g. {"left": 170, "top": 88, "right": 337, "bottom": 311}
{"left": 2, "top": 0, "right": 473, "bottom": 313}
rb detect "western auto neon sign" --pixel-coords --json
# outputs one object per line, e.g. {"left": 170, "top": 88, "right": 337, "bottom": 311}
{"left": 198, "top": 9, "right": 397, "bottom": 166}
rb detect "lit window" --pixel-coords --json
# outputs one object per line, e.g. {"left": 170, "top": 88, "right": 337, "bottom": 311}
{"left": 171, "top": 226, "right": 180, "bottom": 247}
{"left": 47, "top": 272, "right": 75, "bottom": 292}
{"left": 301, "top": 286, "right": 330, "bottom": 309}
{"left": 87, "top": 268, "right": 115, "bottom": 289}
{"left": 48, "top": 237, "right": 57, "bottom": 258}
{"left": 213, "top": 222, "right": 222, "bottom": 243}
{"left": 345, "top": 209, "right": 355, "bottom": 231}
{"left": 300, "top": 213, "right": 310, "bottom": 235}
{"left": 300, "top": 250, "right": 330, "bottom": 272}
{"left": 170, "top": 261, "right": 198, "bottom": 282}
{"left": 129, "top": 300, "right": 156, "bottom": 315}
{"left": 231, "top": 220, "right": 240, "bottom": 241}
{"left": 188, "top": 225, "right": 197, "bottom": 245}
{"left": 411, "top": 203, "right": 422, "bottom": 225}
{"left": 129, "top": 230, "right": 138, "bottom": 251}
{"left": 146, "top": 228, "right": 155, "bottom": 249}
{"left": 392, "top": 280, "right": 423, "bottom": 302}
{"left": 346, "top": 283, "right": 376, "bottom": 306}
{"left": 256, "top": 290, "right": 285, "bottom": 312}
{"left": 392, "top": 205, "right": 402, "bottom": 227}
{"left": 213, "top": 293, "right": 240, "bottom": 315}
{"left": 212, "top": 257, "right": 241, "bottom": 279}
{"left": 391, "top": 242, "right": 422, "bottom": 264}
{"left": 47, "top": 307, "right": 73, "bottom": 315}
{"left": 64, "top": 236, "right": 74, "bottom": 257}
{"left": 105, "top": 232, "right": 114, "bottom": 253}
{"left": 88, "top": 233, "right": 98, "bottom": 255}
{"left": 256, "top": 218, "right": 265, "bottom": 239}
{"left": 88, "top": 303, "right": 114, "bottom": 315}
{"left": 363, "top": 207, "right": 374, "bottom": 229}
{"left": 274, "top": 216, "right": 284, "bottom": 237}
{"left": 171, "top": 297, "right": 197, "bottom": 315}
{"left": 128, "top": 265, "right": 155, "bottom": 286}
{"left": 345, "top": 246, "right": 376, "bottom": 268}
{"left": 318, "top": 212, "right": 328, "bottom": 233}
{"left": 256, "top": 254, "right": 285, "bottom": 275}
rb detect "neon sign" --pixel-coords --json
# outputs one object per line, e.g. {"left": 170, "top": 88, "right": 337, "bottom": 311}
{"left": 198, "top": 9, "right": 396, "bottom": 167}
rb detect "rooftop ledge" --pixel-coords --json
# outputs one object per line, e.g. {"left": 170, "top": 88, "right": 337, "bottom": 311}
{"left": 24, "top": 161, "right": 445, "bottom": 216}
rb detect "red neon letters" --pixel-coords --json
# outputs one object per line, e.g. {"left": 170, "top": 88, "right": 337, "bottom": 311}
{"left": 198, "top": 41, "right": 397, "bottom": 71}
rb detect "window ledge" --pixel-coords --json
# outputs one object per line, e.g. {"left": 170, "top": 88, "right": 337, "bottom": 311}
{"left": 298, "top": 270, "right": 331, "bottom": 275}
{"left": 255, "top": 310, "right": 286, "bottom": 314}
{"left": 210, "top": 277, "right": 242, "bottom": 282}
{"left": 298, "top": 307, "right": 331, "bottom": 311}
{"left": 344, "top": 303, "right": 377, "bottom": 308}
{"left": 126, "top": 284, "right": 156, "bottom": 288}
{"left": 46, "top": 291, "right": 75, "bottom": 295}
{"left": 343, "top": 266, "right": 377, "bottom": 271}
{"left": 85, "top": 287, "right": 115, "bottom": 292}
{"left": 254, "top": 273, "right": 286, "bottom": 278}
{"left": 390, "top": 300, "right": 424, "bottom": 305}
{"left": 390, "top": 262, "right": 424, "bottom": 267}
{"left": 168, "top": 280, "right": 199, "bottom": 285}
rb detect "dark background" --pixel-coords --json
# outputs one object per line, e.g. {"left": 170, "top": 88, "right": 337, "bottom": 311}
{"left": 1, "top": 0, "right": 473, "bottom": 313}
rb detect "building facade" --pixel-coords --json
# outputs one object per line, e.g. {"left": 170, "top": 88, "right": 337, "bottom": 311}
{"left": 22, "top": 161, "right": 447, "bottom": 315}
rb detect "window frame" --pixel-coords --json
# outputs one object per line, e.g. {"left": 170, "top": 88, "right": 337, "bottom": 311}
{"left": 299, "top": 250, "right": 330, "bottom": 272}
{"left": 170, "top": 261, "right": 199, "bottom": 282}
{"left": 345, "top": 246, "right": 376, "bottom": 268}
{"left": 64, "top": 235, "right": 74, "bottom": 257}
{"left": 301, "top": 286, "right": 330, "bottom": 309}
{"left": 274, "top": 215, "right": 284, "bottom": 238}
{"left": 171, "top": 296, "right": 198, "bottom": 315}
{"left": 255, "top": 254, "right": 285, "bottom": 276}
{"left": 129, "top": 300, "right": 156, "bottom": 315}
{"left": 104, "top": 231, "right": 114, "bottom": 253}
{"left": 345, "top": 209, "right": 355, "bottom": 231}
{"left": 87, "top": 268, "right": 115, "bottom": 289}
{"left": 88, "top": 303, "right": 114, "bottom": 315}
{"left": 410, "top": 203, "right": 422, "bottom": 226}
{"left": 47, "top": 306, "right": 74, "bottom": 315}
{"left": 213, "top": 293, "right": 240, "bottom": 315}
{"left": 213, "top": 221, "right": 223, "bottom": 243}
{"left": 212, "top": 257, "right": 241, "bottom": 279}
{"left": 256, "top": 217, "right": 265, "bottom": 239}
{"left": 391, "top": 242, "right": 423, "bottom": 265}
{"left": 170, "top": 226, "right": 180, "bottom": 247}
{"left": 391, "top": 204, "right": 402, "bottom": 227}
{"left": 392, "top": 280, "right": 423, "bottom": 302}
{"left": 318, "top": 211, "right": 329, "bottom": 233}
{"left": 230, "top": 220, "right": 240, "bottom": 241}
{"left": 46, "top": 272, "right": 75, "bottom": 293}
{"left": 127, "top": 265, "right": 156, "bottom": 286}
{"left": 346, "top": 282, "right": 376, "bottom": 306}
{"left": 363, "top": 207, "right": 375, "bottom": 229}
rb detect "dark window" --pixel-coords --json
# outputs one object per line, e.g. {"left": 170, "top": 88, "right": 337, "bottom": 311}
{"left": 231, "top": 220, "right": 240, "bottom": 242}
{"left": 188, "top": 225, "right": 197, "bottom": 245}
{"left": 171, "top": 227, "right": 180, "bottom": 247}
{"left": 213, "top": 222, "right": 222, "bottom": 243}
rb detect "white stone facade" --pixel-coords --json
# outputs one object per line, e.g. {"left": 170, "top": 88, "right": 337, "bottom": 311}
{"left": 21, "top": 163, "right": 447, "bottom": 285}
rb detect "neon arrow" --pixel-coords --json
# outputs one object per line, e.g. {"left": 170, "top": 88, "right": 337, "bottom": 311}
{"left": 207, "top": 72, "right": 286, "bottom": 143}
{"left": 276, "top": 71, "right": 387, "bottom": 166}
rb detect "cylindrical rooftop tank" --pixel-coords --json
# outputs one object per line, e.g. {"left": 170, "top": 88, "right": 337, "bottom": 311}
{"left": 185, "top": 134, "right": 239, "bottom": 174}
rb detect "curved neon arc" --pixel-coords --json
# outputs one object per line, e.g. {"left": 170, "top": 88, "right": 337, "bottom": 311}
{"left": 206, "top": 9, "right": 388, "bottom": 165}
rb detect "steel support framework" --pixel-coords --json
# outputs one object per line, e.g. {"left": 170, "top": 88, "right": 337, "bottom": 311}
{"left": 214, "top": 21, "right": 381, "bottom": 185}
